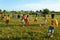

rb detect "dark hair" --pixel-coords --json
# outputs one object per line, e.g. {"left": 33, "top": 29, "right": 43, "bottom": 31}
{"left": 27, "top": 15, "right": 29, "bottom": 17}
{"left": 51, "top": 14, "right": 55, "bottom": 18}
{"left": 8, "top": 14, "right": 10, "bottom": 17}
{"left": 23, "top": 14, "right": 25, "bottom": 16}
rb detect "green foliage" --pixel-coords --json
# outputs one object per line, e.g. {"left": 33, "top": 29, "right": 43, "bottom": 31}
{"left": 42, "top": 9, "right": 50, "bottom": 15}
{"left": 3, "top": 10, "right": 6, "bottom": 13}
{"left": 0, "top": 9, "right": 2, "bottom": 14}
{"left": 0, "top": 9, "right": 60, "bottom": 15}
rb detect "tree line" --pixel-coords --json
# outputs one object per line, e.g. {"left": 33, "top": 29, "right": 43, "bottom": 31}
{"left": 0, "top": 9, "right": 60, "bottom": 15}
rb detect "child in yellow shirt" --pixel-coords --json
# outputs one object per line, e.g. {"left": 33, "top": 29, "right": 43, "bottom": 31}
{"left": 6, "top": 15, "right": 10, "bottom": 25}
{"left": 48, "top": 14, "right": 58, "bottom": 37}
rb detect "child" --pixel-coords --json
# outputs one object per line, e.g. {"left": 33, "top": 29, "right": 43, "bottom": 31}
{"left": 17, "top": 14, "right": 20, "bottom": 18}
{"left": 40, "top": 15, "right": 47, "bottom": 26}
{"left": 25, "top": 15, "right": 29, "bottom": 25}
{"left": 34, "top": 16, "right": 38, "bottom": 23}
{"left": 43, "top": 15, "right": 47, "bottom": 25}
{"left": 21, "top": 14, "right": 26, "bottom": 27}
{"left": 1, "top": 13, "right": 4, "bottom": 20}
{"left": 14, "top": 14, "right": 16, "bottom": 18}
{"left": 6, "top": 15, "right": 10, "bottom": 25}
{"left": 47, "top": 14, "right": 58, "bottom": 37}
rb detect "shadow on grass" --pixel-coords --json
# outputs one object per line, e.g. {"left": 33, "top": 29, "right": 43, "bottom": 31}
{"left": 0, "top": 37, "right": 21, "bottom": 40}
{"left": 0, "top": 24, "right": 40, "bottom": 27}
{"left": 0, "top": 37, "right": 38, "bottom": 40}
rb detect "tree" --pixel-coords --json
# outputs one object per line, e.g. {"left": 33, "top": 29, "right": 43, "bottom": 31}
{"left": 0, "top": 9, "right": 2, "bottom": 14}
{"left": 3, "top": 10, "right": 7, "bottom": 14}
{"left": 40, "top": 10, "right": 42, "bottom": 13}
{"left": 42, "top": 9, "right": 50, "bottom": 15}
{"left": 36, "top": 10, "right": 39, "bottom": 12}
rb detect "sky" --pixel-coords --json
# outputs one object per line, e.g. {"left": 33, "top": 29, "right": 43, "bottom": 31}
{"left": 0, "top": 0, "right": 60, "bottom": 11}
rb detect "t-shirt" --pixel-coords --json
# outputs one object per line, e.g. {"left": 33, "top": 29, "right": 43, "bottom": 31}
{"left": 6, "top": 17, "right": 10, "bottom": 20}
{"left": 50, "top": 19, "right": 58, "bottom": 27}
{"left": 22, "top": 16, "right": 26, "bottom": 20}
{"left": 25, "top": 18, "right": 29, "bottom": 22}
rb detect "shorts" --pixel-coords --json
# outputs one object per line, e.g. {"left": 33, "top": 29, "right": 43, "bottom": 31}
{"left": 48, "top": 26, "right": 54, "bottom": 33}
{"left": 6, "top": 20, "right": 9, "bottom": 23}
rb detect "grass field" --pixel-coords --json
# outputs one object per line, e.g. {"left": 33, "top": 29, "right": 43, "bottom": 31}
{"left": 0, "top": 15, "right": 60, "bottom": 40}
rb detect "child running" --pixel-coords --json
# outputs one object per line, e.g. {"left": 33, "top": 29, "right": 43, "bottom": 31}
{"left": 25, "top": 15, "right": 29, "bottom": 25}
{"left": 47, "top": 14, "right": 58, "bottom": 37}
{"left": 21, "top": 14, "right": 26, "bottom": 27}
{"left": 1, "top": 13, "right": 5, "bottom": 20}
{"left": 6, "top": 15, "right": 10, "bottom": 25}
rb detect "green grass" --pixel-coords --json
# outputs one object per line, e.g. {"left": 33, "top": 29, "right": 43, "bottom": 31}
{"left": 0, "top": 15, "right": 60, "bottom": 40}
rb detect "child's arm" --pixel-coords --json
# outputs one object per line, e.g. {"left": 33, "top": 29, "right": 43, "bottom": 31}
{"left": 55, "top": 19, "right": 58, "bottom": 27}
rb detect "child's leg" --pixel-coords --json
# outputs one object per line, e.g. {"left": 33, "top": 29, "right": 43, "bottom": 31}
{"left": 22, "top": 20, "right": 25, "bottom": 27}
{"left": 48, "top": 26, "right": 54, "bottom": 37}
{"left": 48, "top": 30, "right": 52, "bottom": 37}
{"left": 52, "top": 30, "right": 54, "bottom": 33}
{"left": 34, "top": 19, "right": 37, "bottom": 23}
{"left": 50, "top": 29, "right": 54, "bottom": 37}
{"left": 6, "top": 20, "right": 9, "bottom": 25}
{"left": 26, "top": 21, "right": 29, "bottom": 25}
{"left": 48, "top": 26, "right": 52, "bottom": 37}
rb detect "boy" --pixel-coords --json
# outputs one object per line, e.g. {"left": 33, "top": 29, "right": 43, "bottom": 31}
{"left": 47, "top": 14, "right": 58, "bottom": 37}
{"left": 6, "top": 15, "right": 10, "bottom": 25}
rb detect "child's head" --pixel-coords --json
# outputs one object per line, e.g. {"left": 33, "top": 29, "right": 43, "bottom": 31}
{"left": 8, "top": 14, "right": 10, "bottom": 17}
{"left": 51, "top": 14, "right": 55, "bottom": 19}
{"left": 27, "top": 15, "right": 29, "bottom": 18}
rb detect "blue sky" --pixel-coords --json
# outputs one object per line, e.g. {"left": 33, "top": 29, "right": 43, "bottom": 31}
{"left": 0, "top": 0, "right": 60, "bottom": 11}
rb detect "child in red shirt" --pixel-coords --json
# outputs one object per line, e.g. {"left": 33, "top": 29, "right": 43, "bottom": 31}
{"left": 21, "top": 14, "right": 26, "bottom": 27}
{"left": 25, "top": 15, "right": 29, "bottom": 25}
